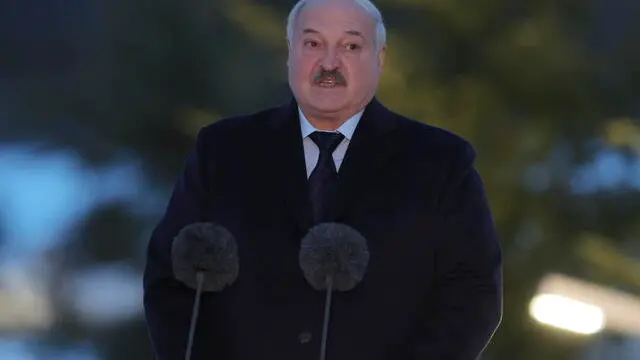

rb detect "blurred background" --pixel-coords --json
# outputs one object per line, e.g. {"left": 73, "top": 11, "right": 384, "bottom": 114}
{"left": 1, "top": 0, "right": 639, "bottom": 359}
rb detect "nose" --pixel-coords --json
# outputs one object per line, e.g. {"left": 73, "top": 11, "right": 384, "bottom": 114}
{"left": 320, "top": 48, "right": 340, "bottom": 70}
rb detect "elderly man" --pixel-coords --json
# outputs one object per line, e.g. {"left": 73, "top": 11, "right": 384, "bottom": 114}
{"left": 143, "top": 0, "right": 503, "bottom": 359}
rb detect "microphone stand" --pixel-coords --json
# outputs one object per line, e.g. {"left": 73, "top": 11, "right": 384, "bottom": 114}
{"left": 185, "top": 271, "right": 205, "bottom": 360}
{"left": 320, "top": 275, "right": 334, "bottom": 360}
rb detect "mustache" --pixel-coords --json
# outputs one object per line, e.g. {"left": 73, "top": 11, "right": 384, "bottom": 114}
{"left": 313, "top": 69, "right": 347, "bottom": 85}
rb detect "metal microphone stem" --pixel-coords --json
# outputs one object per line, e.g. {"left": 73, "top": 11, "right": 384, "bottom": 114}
{"left": 185, "top": 271, "right": 204, "bottom": 360}
{"left": 320, "top": 275, "right": 334, "bottom": 360}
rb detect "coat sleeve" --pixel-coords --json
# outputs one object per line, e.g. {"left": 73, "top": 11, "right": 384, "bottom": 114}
{"left": 409, "top": 140, "right": 503, "bottom": 360}
{"left": 142, "top": 127, "right": 218, "bottom": 360}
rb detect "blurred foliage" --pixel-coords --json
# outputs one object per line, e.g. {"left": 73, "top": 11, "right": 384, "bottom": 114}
{"left": 2, "top": 0, "right": 640, "bottom": 359}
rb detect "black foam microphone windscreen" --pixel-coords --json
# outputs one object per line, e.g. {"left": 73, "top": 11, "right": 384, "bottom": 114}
{"left": 172, "top": 222, "right": 239, "bottom": 292}
{"left": 299, "top": 222, "right": 370, "bottom": 360}
{"left": 171, "top": 222, "right": 239, "bottom": 360}
{"left": 299, "top": 222, "right": 370, "bottom": 291}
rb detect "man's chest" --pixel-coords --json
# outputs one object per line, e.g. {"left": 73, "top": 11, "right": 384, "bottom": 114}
{"left": 200, "top": 151, "right": 445, "bottom": 337}
{"left": 202, "top": 148, "right": 445, "bottom": 252}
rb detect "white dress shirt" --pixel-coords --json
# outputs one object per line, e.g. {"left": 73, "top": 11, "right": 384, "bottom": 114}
{"left": 298, "top": 108, "right": 363, "bottom": 178}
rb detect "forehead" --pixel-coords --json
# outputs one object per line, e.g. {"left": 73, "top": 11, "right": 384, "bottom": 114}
{"left": 295, "top": 1, "right": 375, "bottom": 38}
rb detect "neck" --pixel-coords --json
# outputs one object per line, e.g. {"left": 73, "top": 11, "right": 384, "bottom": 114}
{"left": 299, "top": 103, "right": 369, "bottom": 131}
{"left": 306, "top": 115, "right": 348, "bottom": 131}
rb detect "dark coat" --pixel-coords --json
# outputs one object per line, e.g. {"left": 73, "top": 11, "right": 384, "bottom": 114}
{"left": 143, "top": 98, "right": 503, "bottom": 360}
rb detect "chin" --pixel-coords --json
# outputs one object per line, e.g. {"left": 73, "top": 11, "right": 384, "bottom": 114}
{"left": 309, "top": 86, "right": 348, "bottom": 106}
{"left": 308, "top": 98, "right": 348, "bottom": 113}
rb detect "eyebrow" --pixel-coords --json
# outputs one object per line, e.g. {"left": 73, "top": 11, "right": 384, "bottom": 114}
{"left": 345, "top": 30, "right": 364, "bottom": 39}
{"left": 301, "top": 28, "right": 366, "bottom": 40}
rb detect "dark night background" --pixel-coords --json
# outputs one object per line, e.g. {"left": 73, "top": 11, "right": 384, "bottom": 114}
{"left": 0, "top": 0, "right": 639, "bottom": 359}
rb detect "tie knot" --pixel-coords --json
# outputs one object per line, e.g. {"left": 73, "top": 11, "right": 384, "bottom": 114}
{"left": 309, "top": 131, "right": 345, "bottom": 154}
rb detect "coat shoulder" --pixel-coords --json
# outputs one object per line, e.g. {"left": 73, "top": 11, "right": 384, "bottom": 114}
{"left": 198, "top": 105, "right": 282, "bottom": 139}
{"left": 392, "top": 112, "right": 476, "bottom": 168}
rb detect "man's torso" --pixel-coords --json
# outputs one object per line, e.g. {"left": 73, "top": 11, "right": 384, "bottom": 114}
{"left": 192, "top": 99, "right": 470, "bottom": 360}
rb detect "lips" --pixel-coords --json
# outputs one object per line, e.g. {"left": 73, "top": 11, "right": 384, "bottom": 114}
{"left": 316, "top": 76, "right": 343, "bottom": 87}
{"left": 318, "top": 80, "right": 337, "bottom": 87}
{"left": 313, "top": 69, "right": 347, "bottom": 87}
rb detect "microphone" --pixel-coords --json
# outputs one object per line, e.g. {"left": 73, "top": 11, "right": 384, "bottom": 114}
{"left": 299, "top": 222, "right": 370, "bottom": 360}
{"left": 171, "top": 222, "right": 239, "bottom": 360}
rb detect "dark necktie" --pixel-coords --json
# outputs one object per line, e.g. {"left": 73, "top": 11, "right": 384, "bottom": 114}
{"left": 308, "top": 131, "right": 345, "bottom": 222}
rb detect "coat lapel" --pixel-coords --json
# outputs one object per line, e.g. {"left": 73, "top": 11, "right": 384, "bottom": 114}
{"left": 268, "top": 99, "right": 314, "bottom": 231}
{"left": 324, "top": 98, "right": 399, "bottom": 222}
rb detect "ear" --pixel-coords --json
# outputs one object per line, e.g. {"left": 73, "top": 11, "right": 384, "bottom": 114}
{"left": 286, "top": 39, "right": 293, "bottom": 67}
{"left": 376, "top": 45, "right": 386, "bottom": 72}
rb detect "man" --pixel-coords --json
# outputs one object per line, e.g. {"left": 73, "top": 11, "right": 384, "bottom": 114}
{"left": 143, "top": 0, "right": 503, "bottom": 359}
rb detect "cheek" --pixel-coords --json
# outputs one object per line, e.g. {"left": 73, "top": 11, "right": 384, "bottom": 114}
{"left": 347, "top": 61, "right": 377, "bottom": 85}
{"left": 290, "top": 58, "right": 316, "bottom": 79}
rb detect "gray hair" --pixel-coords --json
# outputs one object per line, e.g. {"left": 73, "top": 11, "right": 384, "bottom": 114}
{"left": 286, "top": 0, "right": 387, "bottom": 51}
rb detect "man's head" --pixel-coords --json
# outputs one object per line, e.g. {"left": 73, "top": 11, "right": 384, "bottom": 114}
{"left": 286, "top": 0, "right": 387, "bottom": 128}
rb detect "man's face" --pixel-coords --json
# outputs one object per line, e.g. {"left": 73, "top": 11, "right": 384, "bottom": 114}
{"left": 287, "top": 0, "right": 385, "bottom": 118}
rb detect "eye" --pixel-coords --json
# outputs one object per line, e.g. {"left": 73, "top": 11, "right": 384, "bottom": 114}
{"left": 346, "top": 43, "right": 361, "bottom": 51}
{"left": 304, "top": 40, "right": 319, "bottom": 48}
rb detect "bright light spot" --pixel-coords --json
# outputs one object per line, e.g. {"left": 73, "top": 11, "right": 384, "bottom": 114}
{"left": 529, "top": 293, "right": 605, "bottom": 335}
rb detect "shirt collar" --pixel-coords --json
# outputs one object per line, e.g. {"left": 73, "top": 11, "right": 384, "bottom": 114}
{"left": 299, "top": 107, "right": 363, "bottom": 140}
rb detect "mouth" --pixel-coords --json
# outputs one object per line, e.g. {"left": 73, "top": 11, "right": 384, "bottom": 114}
{"left": 315, "top": 76, "right": 345, "bottom": 88}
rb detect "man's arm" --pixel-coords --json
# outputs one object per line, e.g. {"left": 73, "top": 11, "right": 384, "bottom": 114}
{"left": 410, "top": 140, "right": 503, "bottom": 359}
{"left": 143, "top": 127, "right": 217, "bottom": 360}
